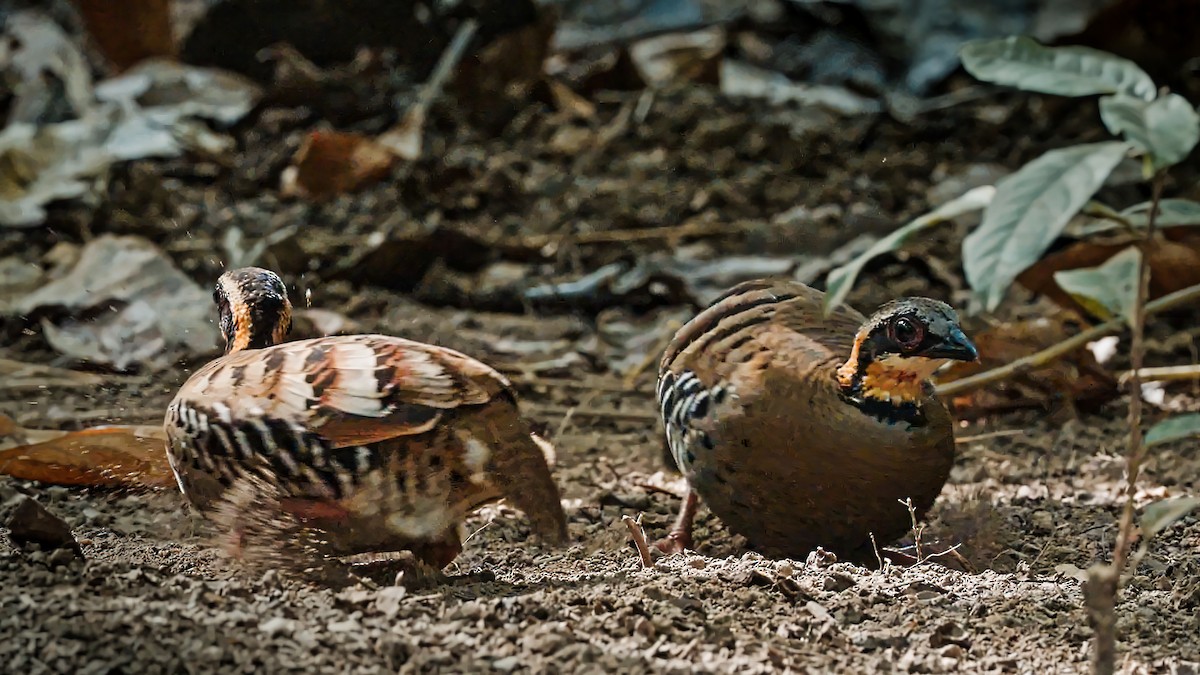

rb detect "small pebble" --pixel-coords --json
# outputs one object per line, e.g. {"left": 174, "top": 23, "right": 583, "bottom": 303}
{"left": 259, "top": 617, "right": 294, "bottom": 636}
{"left": 492, "top": 656, "right": 520, "bottom": 672}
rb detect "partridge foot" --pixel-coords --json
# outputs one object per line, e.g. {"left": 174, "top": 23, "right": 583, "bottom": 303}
{"left": 654, "top": 490, "right": 698, "bottom": 555}
{"left": 344, "top": 536, "right": 483, "bottom": 590}
{"left": 348, "top": 556, "right": 450, "bottom": 589}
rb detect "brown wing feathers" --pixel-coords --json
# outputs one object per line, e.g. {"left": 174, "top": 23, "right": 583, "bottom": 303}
{"left": 185, "top": 336, "right": 508, "bottom": 446}
{"left": 170, "top": 332, "right": 568, "bottom": 544}
{"left": 658, "top": 281, "right": 818, "bottom": 472}
{"left": 657, "top": 280, "right": 875, "bottom": 474}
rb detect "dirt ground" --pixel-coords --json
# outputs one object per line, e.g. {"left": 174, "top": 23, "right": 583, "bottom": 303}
{"left": 3, "top": 40, "right": 1200, "bottom": 673}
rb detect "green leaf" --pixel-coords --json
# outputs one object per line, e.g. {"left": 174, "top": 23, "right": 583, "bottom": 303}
{"left": 963, "top": 141, "right": 1131, "bottom": 311}
{"left": 1145, "top": 412, "right": 1200, "bottom": 447}
{"left": 823, "top": 186, "right": 996, "bottom": 314}
{"left": 960, "top": 36, "right": 1156, "bottom": 100}
{"left": 1099, "top": 93, "right": 1200, "bottom": 172}
{"left": 1079, "top": 198, "right": 1200, "bottom": 235}
{"left": 1123, "top": 199, "right": 1200, "bottom": 226}
{"left": 1140, "top": 497, "right": 1200, "bottom": 540}
{"left": 1053, "top": 246, "right": 1141, "bottom": 324}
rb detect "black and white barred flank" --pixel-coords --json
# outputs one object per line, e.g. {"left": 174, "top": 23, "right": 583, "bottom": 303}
{"left": 165, "top": 400, "right": 381, "bottom": 502}
{"left": 655, "top": 369, "right": 728, "bottom": 474}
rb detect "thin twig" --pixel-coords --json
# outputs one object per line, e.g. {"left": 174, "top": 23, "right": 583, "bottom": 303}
{"left": 532, "top": 405, "right": 659, "bottom": 422}
{"left": 1113, "top": 173, "right": 1167, "bottom": 573}
{"left": 377, "top": 18, "right": 478, "bottom": 161}
{"left": 1089, "top": 171, "right": 1168, "bottom": 675}
{"left": 415, "top": 20, "right": 478, "bottom": 114}
{"left": 507, "top": 374, "right": 650, "bottom": 394}
{"left": 919, "top": 542, "right": 969, "bottom": 566}
{"left": 954, "top": 429, "right": 1026, "bottom": 444}
{"left": 899, "top": 497, "right": 924, "bottom": 563}
{"left": 635, "top": 482, "right": 686, "bottom": 499}
{"left": 622, "top": 515, "right": 654, "bottom": 568}
{"left": 509, "top": 219, "right": 742, "bottom": 251}
{"left": 462, "top": 518, "right": 495, "bottom": 545}
{"left": 937, "top": 280, "right": 1200, "bottom": 397}
{"left": 17, "top": 408, "right": 166, "bottom": 425}
{"left": 551, "top": 391, "right": 596, "bottom": 442}
{"left": 942, "top": 547, "right": 978, "bottom": 574}
{"left": 0, "top": 379, "right": 108, "bottom": 392}
{"left": 622, "top": 324, "right": 680, "bottom": 390}
{"left": 1118, "top": 364, "right": 1200, "bottom": 386}
{"left": 1086, "top": 565, "right": 1118, "bottom": 675}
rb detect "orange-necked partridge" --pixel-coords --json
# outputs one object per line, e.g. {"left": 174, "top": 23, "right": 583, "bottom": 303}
{"left": 164, "top": 267, "right": 568, "bottom": 571}
{"left": 655, "top": 279, "right": 977, "bottom": 561}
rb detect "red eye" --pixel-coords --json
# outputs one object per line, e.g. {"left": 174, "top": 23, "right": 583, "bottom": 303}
{"left": 891, "top": 317, "right": 923, "bottom": 350}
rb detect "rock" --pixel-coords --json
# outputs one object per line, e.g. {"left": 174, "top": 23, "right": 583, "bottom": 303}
{"left": 375, "top": 586, "right": 407, "bottom": 619}
{"left": 258, "top": 617, "right": 296, "bottom": 636}
{"left": 5, "top": 497, "right": 82, "bottom": 558}
{"left": 47, "top": 547, "right": 79, "bottom": 569}
{"left": 823, "top": 572, "right": 856, "bottom": 592}
{"left": 326, "top": 619, "right": 360, "bottom": 633}
{"left": 493, "top": 656, "right": 520, "bottom": 672}
{"left": 930, "top": 621, "right": 971, "bottom": 649}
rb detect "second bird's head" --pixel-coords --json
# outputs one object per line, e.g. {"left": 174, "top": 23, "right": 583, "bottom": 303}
{"left": 837, "top": 297, "right": 978, "bottom": 402}
{"left": 214, "top": 267, "right": 293, "bottom": 354}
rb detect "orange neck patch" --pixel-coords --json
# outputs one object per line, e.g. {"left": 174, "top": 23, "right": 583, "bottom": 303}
{"left": 843, "top": 354, "right": 946, "bottom": 404}
{"left": 227, "top": 300, "right": 253, "bottom": 354}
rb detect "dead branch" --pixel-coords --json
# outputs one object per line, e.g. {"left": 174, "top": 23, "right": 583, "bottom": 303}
{"left": 936, "top": 280, "right": 1200, "bottom": 397}
{"left": 1118, "top": 364, "right": 1200, "bottom": 386}
{"left": 531, "top": 405, "right": 659, "bottom": 422}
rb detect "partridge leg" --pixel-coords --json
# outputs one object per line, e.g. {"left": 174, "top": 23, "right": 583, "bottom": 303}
{"left": 655, "top": 489, "right": 698, "bottom": 554}
{"left": 346, "top": 529, "right": 466, "bottom": 589}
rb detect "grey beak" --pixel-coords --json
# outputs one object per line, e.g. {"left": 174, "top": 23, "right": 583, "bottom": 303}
{"left": 920, "top": 326, "right": 978, "bottom": 362}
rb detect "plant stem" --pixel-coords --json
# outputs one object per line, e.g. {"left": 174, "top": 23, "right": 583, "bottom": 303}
{"left": 1111, "top": 172, "right": 1165, "bottom": 573}
{"left": 1085, "top": 565, "right": 1118, "bottom": 675}
{"left": 1087, "top": 172, "right": 1166, "bottom": 675}
{"left": 936, "top": 279, "right": 1200, "bottom": 397}
{"left": 622, "top": 515, "right": 654, "bottom": 568}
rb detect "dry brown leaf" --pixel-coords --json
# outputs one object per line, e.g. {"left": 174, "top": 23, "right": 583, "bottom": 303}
{"left": 1017, "top": 229, "right": 1200, "bottom": 317}
{"left": 939, "top": 317, "right": 1119, "bottom": 417}
{"left": 453, "top": 10, "right": 557, "bottom": 112}
{"left": 10, "top": 234, "right": 218, "bottom": 366}
{"left": 0, "top": 414, "right": 174, "bottom": 489}
{"left": 72, "top": 0, "right": 176, "bottom": 72}
{"left": 280, "top": 130, "right": 396, "bottom": 200}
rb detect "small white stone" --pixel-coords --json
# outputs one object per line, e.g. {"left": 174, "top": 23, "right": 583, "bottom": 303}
{"left": 375, "top": 586, "right": 407, "bottom": 619}
{"left": 258, "top": 617, "right": 294, "bottom": 636}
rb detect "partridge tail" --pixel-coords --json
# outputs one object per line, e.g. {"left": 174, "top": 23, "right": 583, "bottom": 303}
{"left": 470, "top": 404, "right": 569, "bottom": 544}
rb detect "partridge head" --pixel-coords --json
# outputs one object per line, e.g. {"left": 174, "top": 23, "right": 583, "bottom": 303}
{"left": 165, "top": 267, "right": 568, "bottom": 573}
{"left": 836, "top": 297, "right": 977, "bottom": 411}
{"left": 655, "top": 279, "right": 976, "bottom": 561}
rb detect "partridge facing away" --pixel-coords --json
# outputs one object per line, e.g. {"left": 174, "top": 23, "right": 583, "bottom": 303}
{"left": 655, "top": 279, "right": 977, "bottom": 561}
{"left": 164, "top": 267, "right": 568, "bottom": 570}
